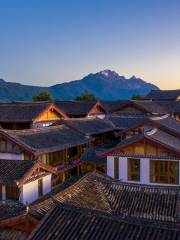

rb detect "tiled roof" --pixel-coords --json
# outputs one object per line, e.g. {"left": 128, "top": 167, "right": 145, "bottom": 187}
{"left": 0, "top": 201, "right": 25, "bottom": 221}
{"left": 145, "top": 129, "right": 180, "bottom": 154}
{"left": 0, "top": 102, "right": 53, "bottom": 123}
{"left": 112, "top": 152, "right": 180, "bottom": 160}
{"left": 147, "top": 90, "right": 180, "bottom": 100}
{"left": 0, "top": 228, "right": 27, "bottom": 240}
{"left": 29, "top": 171, "right": 180, "bottom": 223}
{"left": 0, "top": 160, "right": 35, "bottom": 184}
{"left": 101, "top": 100, "right": 128, "bottom": 113}
{"left": 113, "top": 100, "right": 180, "bottom": 115}
{"left": 27, "top": 203, "right": 180, "bottom": 240}
{"left": 132, "top": 101, "right": 170, "bottom": 114}
{"left": 152, "top": 116, "right": 180, "bottom": 137}
{"left": 105, "top": 115, "right": 149, "bottom": 131}
{"left": 102, "top": 181, "right": 179, "bottom": 223}
{"left": 55, "top": 118, "right": 117, "bottom": 135}
{"left": 80, "top": 148, "right": 106, "bottom": 164}
{"left": 154, "top": 101, "right": 180, "bottom": 114}
{"left": 29, "top": 172, "right": 111, "bottom": 220}
{"left": 99, "top": 128, "right": 180, "bottom": 156}
{"left": 55, "top": 100, "right": 105, "bottom": 117}
{"left": 0, "top": 125, "right": 92, "bottom": 154}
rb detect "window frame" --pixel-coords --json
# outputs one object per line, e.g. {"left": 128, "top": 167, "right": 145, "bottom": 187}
{"left": 150, "top": 160, "right": 179, "bottom": 185}
{"left": 127, "top": 158, "right": 141, "bottom": 182}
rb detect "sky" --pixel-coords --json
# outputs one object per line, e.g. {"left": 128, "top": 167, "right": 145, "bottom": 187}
{"left": 0, "top": 0, "right": 180, "bottom": 89}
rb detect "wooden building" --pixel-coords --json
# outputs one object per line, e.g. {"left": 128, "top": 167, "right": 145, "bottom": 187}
{"left": 54, "top": 117, "right": 118, "bottom": 146}
{"left": 0, "top": 160, "right": 56, "bottom": 204}
{"left": 55, "top": 100, "right": 107, "bottom": 118}
{"left": 105, "top": 115, "right": 150, "bottom": 139}
{"left": 0, "top": 101, "right": 67, "bottom": 130}
{"left": 0, "top": 125, "right": 93, "bottom": 184}
{"left": 106, "top": 128, "right": 180, "bottom": 185}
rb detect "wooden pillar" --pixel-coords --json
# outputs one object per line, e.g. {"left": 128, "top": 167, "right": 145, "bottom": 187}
{"left": 2, "top": 185, "right": 6, "bottom": 201}
{"left": 62, "top": 172, "right": 65, "bottom": 182}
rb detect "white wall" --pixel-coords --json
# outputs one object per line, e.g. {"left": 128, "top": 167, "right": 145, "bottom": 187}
{"left": 140, "top": 158, "right": 149, "bottom": 184}
{"left": 22, "top": 180, "right": 39, "bottom": 204}
{"left": 21, "top": 174, "right": 52, "bottom": 204}
{"left": 107, "top": 156, "right": 180, "bottom": 186}
{"left": 43, "top": 174, "right": 52, "bottom": 195}
{"left": 0, "top": 153, "right": 23, "bottom": 160}
{"left": 107, "top": 156, "right": 114, "bottom": 178}
{"left": 119, "top": 157, "right": 127, "bottom": 181}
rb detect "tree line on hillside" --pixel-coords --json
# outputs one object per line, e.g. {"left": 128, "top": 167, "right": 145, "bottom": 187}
{"left": 32, "top": 91, "right": 145, "bottom": 102}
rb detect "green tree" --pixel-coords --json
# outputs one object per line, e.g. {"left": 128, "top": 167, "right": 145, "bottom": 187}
{"left": 33, "top": 91, "right": 52, "bottom": 101}
{"left": 131, "top": 94, "right": 145, "bottom": 100}
{"left": 75, "top": 92, "right": 97, "bottom": 101}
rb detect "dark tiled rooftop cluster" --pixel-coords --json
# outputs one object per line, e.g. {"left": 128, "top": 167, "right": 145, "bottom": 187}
{"left": 102, "top": 100, "right": 180, "bottom": 115}
{"left": 58, "top": 117, "right": 117, "bottom": 135}
{"left": 28, "top": 203, "right": 180, "bottom": 240}
{"left": 29, "top": 172, "right": 180, "bottom": 223}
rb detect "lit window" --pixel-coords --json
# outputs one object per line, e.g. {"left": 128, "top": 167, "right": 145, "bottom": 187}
{"left": 128, "top": 158, "right": 140, "bottom": 181}
{"left": 150, "top": 160, "right": 179, "bottom": 185}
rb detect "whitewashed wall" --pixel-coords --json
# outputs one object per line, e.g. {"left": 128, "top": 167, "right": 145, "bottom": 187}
{"left": 21, "top": 180, "right": 39, "bottom": 204}
{"left": 107, "top": 156, "right": 180, "bottom": 186}
{"left": 140, "top": 158, "right": 149, "bottom": 184}
{"left": 43, "top": 174, "right": 52, "bottom": 195}
{"left": 20, "top": 174, "right": 52, "bottom": 204}
{"left": 107, "top": 156, "right": 114, "bottom": 178}
{"left": 119, "top": 157, "right": 127, "bottom": 181}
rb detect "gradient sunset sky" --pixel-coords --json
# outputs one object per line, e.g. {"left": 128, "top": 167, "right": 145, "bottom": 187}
{"left": 0, "top": 0, "right": 179, "bottom": 89}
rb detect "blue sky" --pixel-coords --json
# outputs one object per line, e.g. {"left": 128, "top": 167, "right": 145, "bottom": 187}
{"left": 0, "top": 0, "right": 180, "bottom": 89}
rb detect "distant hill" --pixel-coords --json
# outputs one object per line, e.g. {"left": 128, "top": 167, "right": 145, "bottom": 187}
{"left": 0, "top": 70, "right": 159, "bottom": 101}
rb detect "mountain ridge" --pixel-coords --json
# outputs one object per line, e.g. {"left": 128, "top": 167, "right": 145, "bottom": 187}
{"left": 0, "top": 70, "right": 159, "bottom": 101}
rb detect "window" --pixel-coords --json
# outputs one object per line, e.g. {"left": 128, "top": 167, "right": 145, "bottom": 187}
{"left": 150, "top": 160, "right": 179, "bottom": 185}
{"left": 128, "top": 158, "right": 140, "bottom": 181}
{"left": 6, "top": 185, "right": 19, "bottom": 200}
{"left": 68, "top": 147, "right": 78, "bottom": 158}
{"left": 114, "top": 157, "right": 119, "bottom": 180}
{"left": 38, "top": 179, "right": 43, "bottom": 197}
{"left": 44, "top": 151, "right": 65, "bottom": 166}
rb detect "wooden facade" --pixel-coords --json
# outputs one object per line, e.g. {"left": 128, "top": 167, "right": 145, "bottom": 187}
{"left": 38, "top": 143, "right": 90, "bottom": 166}
{"left": 0, "top": 102, "right": 67, "bottom": 130}
{"left": 150, "top": 160, "right": 179, "bottom": 184}
{"left": 87, "top": 102, "right": 106, "bottom": 117}
{"left": 120, "top": 139, "right": 176, "bottom": 156}
{"left": 33, "top": 104, "right": 67, "bottom": 128}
